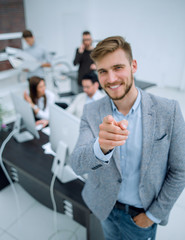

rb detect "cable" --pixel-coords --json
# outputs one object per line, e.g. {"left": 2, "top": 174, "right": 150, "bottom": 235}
{"left": 0, "top": 128, "right": 21, "bottom": 217}
{"left": 50, "top": 172, "right": 58, "bottom": 213}
{"left": 50, "top": 168, "right": 60, "bottom": 240}
{"left": 49, "top": 165, "right": 80, "bottom": 240}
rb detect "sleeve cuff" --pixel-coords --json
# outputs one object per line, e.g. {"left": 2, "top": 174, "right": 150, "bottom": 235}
{"left": 93, "top": 137, "right": 114, "bottom": 163}
{"left": 146, "top": 210, "right": 161, "bottom": 224}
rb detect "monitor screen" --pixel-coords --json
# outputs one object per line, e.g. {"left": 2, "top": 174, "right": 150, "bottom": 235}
{"left": 49, "top": 104, "right": 80, "bottom": 155}
{"left": 11, "top": 92, "right": 39, "bottom": 142}
{"left": 49, "top": 104, "right": 81, "bottom": 183}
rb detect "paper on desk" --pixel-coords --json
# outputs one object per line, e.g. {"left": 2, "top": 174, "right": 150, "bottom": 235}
{"left": 8, "top": 56, "right": 41, "bottom": 72}
{"left": 42, "top": 142, "right": 56, "bottom": 156}
{"left": 6, "top": 47, "right": 41, "bottom": 72}
{"left": 41, "top": 126, "right": 50, "bottom": 136}
{"left": 35, "top": 124, "right": 43, "bottom": 131}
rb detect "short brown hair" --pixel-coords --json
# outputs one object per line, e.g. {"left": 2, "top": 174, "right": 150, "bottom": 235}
{"left": 22, "top": 30, "right": 33, "bottom": 38}
{"left": 91, "top": 36, "right": 133, "bottom": 64}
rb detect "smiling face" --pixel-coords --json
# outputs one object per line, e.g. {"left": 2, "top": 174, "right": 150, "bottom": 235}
{"left": 96, "top": 48, "right": 137, "bottom": 101}
{"left": 37, "top": 80, "right": 46, "bottom": 98}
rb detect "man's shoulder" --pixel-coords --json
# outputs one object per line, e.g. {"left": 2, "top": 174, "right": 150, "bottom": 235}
{"left": 70, "top": 93, "right": 87, "bottom": 106}
{"left": 141, "top": 89, "right": 178, "bottom": 113}
{"left": 75, "top": 92, "right": 86, "bottom": 100}
{"left": 84, "top": 95, "right": 109, "bottom": 112}
{"left": 81, "top": 96, "right": 110, "bottom": 125}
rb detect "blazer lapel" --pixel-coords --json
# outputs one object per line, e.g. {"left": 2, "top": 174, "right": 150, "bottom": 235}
{"left": 113, "top": 147, "right": 121, "bottom": 174}
{"left": 99, "top": 96, "right": 113, "bottom": 121}
{"left": 140, "top": 90, "right": 156, "bottom": 182}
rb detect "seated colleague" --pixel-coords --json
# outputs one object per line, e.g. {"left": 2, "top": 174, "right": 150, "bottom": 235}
{"left": 24, "top": 76, "right": 55, "bottom": 121}
{"left": 66, "top": 71, "right": 104, "bottom": 118}
{"left": 22, "top": 29, "right": 51, "bottom": 79}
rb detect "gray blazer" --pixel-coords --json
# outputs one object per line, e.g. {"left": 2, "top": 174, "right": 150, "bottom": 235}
{"left": 70, "top": 89, "right": 185, "bottom": 225}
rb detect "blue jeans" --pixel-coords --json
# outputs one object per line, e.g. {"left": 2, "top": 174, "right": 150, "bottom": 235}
{"left": 101, "top": 207, "right": 157, "bottom": 240}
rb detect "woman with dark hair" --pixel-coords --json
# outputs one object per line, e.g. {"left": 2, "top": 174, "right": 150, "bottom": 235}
{"left": 24, "top": 76, "right": 55, "bottom": 122}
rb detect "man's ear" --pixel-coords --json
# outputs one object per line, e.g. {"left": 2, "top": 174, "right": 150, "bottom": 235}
{"left": 131, "top": 60, "right": 137, "bottom": 73}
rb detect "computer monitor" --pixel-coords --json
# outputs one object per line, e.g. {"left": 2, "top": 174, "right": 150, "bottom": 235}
{"left": 49, "top": 104, "right": 81, "bottom": 183}
{"left": 11, "top": 92, "right": 40, "bottom": 142}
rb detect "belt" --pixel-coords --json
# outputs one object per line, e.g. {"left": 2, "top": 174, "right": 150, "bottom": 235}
{"left": 114, "top": 201, "right": 145, "bottom": 217}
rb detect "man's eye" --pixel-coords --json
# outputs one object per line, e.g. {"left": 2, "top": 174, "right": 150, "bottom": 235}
{"left": 115, "top": 66, "right": 122, "bottom": 70}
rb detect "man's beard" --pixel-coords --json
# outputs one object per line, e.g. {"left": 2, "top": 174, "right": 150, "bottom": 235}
{"left": 103, "top": 73, "right": 134, "bottom": 101}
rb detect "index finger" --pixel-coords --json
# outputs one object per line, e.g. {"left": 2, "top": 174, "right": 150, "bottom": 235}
{"left": 103, "top": 115, "right": 118, "bottom": 126}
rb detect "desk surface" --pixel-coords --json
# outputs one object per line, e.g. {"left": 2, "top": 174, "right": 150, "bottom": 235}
{"left": 0, "top": 126, "right": 105, "bottom": 239}
{"left": 0, "top": 127, "right": 86, "bottom": 210}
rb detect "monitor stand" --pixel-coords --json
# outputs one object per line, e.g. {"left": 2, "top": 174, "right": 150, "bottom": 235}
{"left": 51, "top": 141, "right": 78, "bottom": 183}
{"left": 13, "top": 114, "right": 34, "bottom": 142}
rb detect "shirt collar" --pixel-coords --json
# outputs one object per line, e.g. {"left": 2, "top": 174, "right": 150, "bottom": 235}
{"left": 91, "top": 90, "right": 100, "bottom": 100}
{"left": 86, "top": 90, "right": 100, "bottom": 102}
{"left": 110, "top": 88, "right": 141, "bottom": 115}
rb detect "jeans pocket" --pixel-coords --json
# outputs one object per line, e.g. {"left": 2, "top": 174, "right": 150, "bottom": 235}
{"left": 130, "top": 217, "right": 153, "bottom": 230}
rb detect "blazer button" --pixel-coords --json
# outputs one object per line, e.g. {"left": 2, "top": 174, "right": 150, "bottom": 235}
{"left": 118, "top": 178, "right": 122, "bottom": 183}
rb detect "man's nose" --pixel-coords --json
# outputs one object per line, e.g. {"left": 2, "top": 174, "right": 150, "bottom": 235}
{"left": 107, "top": 71, "right": 117, "bottom": 83}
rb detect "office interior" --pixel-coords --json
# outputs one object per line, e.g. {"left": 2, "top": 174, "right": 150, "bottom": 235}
{"left": 0, "top": 0, "right": 185, "bottom": 239}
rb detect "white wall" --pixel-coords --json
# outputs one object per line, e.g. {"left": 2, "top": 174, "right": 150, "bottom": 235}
{"left": 24, "top": 0, "right": 89, "bottom": 65}
{"left": 24, "top": 0, "right": 185, "bottom": 89}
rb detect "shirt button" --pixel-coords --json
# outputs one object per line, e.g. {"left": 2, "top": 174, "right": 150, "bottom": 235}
{"left": 118, "top": 178, "right": 122, "bottom": 183}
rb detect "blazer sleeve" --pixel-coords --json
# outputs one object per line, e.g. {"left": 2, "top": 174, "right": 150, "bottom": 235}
{"left": 70, "top": 104, "right": 106, "bottom": 175}
{"left": 148, "top": 101, "right": 185, "bottom": 221}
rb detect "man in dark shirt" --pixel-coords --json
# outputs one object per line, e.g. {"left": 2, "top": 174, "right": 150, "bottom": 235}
{"left": 73, "top": 31, "right": 96, "bottom": 91}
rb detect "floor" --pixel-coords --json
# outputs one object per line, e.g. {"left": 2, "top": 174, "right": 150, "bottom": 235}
{"left": 0, "top": 71, "right": 185, "bottom": 239}
{"left": 0, "top": 183, "right": 86, "bottom": 240}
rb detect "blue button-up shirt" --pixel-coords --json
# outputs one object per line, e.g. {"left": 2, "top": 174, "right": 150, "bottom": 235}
{"left": 112, "top": 89, "right": 143, "bottom": 207}
{"left": 94, "top": 89, "right": 161, "bottom": 223}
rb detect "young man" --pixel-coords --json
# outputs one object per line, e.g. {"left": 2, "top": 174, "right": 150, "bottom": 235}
{"left": 73, "top": 31, "right": 96, "bottom": 90}
{"left": 70, "top": 36, "right": 185, "bottom": 240}
{"left": 67, "top": 71, "right": 104, "bottom": 118}
{"left": 22, "top": 29, "right": 51, "bottom": 79}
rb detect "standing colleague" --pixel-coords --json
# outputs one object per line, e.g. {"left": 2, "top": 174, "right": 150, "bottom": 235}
{"left": 24, "top": 76, "right": 55, "bottom": 127}
{"left": 73, "top": 31, "right": 96, "bottom": 92}
{"left": 70, "top": 36, "right": 185, "bottom": 240}
{"left": 22, "top": 30, "right": 51, "bottom": 79}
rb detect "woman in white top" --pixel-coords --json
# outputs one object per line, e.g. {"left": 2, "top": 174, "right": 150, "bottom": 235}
{"left": 24, "top": 76, "right": 55, "bottom": 125}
